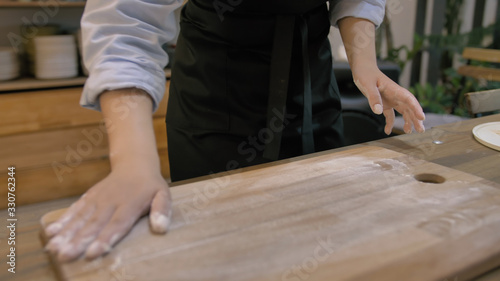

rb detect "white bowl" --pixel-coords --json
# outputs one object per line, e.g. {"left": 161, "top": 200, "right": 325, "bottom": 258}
{"left": 35, "top": 67, "right": 78, "bottom": 79}
{"left": 0, "top": 72, "right": 19, "bottom": 81}
{"left": 35, "top": 52, "right": 78, "bottom": 71}
{"left": 37, "top": 57, "right": 77, "bottom": 65}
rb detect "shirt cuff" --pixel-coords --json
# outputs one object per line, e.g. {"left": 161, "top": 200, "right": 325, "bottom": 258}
{"left": 80, "top": 61, "right": 166, "bottom": 112}
{"left": 330, "top": 0, "right": 386, "bottom": 28}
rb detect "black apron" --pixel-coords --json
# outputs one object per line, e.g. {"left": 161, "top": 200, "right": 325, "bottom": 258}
{"left": 166, "top": 0, "right": 344, "bottom": 181}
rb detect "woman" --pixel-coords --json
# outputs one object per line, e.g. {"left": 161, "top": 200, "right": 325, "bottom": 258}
{"left": 44, "top": 0, "right": 425, "bottom": 262}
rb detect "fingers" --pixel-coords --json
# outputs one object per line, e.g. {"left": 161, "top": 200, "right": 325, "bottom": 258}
{"left": 376, "top": 76, "right": 426, "bottom": 134}
{"left": 354, "top": 79, "right": 383, "bottom": 115}
{"left": 45, "top": 203, "right": 96, "bottom": 254}
{"left": 149, "top": 188, "right": 172, "bottom": 234}
{"left": 409, "top": 110, "right": 425, "bottom": 133}
{"left": 43, "top": 169, "right": 172, "bottom": 263}
{"left": 401, "top": 89, "right": 425, "bottom": 122}
{"left": 415, "top": 118, "right": 425, "bottom": 133}
{"left": 56, "top": 207, "right": 115, "bottom": 262}
{"left": 400, "top": 91, "right": 425, "bottom": 133}
{"left": 403, "top": 115, "right": 413, "bottom": 134}
{"left": 45, "top": 196, "right": 87, "bottom": 238}
{"left": 84, "top": 207, "right": 140, "bottom": 260}
{"left": 401, "top": 109, "right": 425, "bottom": 134}
{"left": 383, "top": 108, "right": 395, "bottom": 135}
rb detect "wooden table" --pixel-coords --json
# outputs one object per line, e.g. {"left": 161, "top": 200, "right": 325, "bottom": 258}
{"left": 2, "top": 114, "right": 499, "bottom": 281}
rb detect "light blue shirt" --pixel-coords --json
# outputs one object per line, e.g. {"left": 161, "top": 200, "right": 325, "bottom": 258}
{"left": 80, "top": 0, "right": 386, "bottom": 112}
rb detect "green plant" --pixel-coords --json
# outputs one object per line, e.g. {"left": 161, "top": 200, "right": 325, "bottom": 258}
{"left": 378, "top": 0, "right": 500, "bottom": 117}
{"left": 409, "top": 83, "right": 453, "bottom": 114}
{"left": 385, "top": 34, "right": 424, "bottom": 71}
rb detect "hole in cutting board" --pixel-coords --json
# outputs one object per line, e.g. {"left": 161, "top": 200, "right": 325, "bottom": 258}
{"left": 414, "top": 173, "right": 446, "bottom": 184}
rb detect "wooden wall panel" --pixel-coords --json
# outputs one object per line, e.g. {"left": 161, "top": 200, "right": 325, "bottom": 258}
{"left": 0, "top": 117, "right": 167, "bottom": 169}
{"left": 0, "top": 82, "right": 169, "bottom": 137}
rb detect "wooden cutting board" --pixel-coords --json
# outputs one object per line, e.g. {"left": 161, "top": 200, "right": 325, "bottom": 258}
{"left": 40, "top": 146, "right": 500, "bottom": 281}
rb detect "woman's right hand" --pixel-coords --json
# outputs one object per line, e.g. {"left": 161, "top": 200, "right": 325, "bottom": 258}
{"left": 44, "top": 166, "right": 171, "bottom": 262}
{"left": 43, "top": 88, "right": 171, "bottom": 262}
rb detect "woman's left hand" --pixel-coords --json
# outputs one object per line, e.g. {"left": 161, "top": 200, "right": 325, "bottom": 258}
{"left": 338, "top": 17, "right": 425, "bottom": 135}
{"left": 351, "top": 64, "right": 426, "bottom": 135}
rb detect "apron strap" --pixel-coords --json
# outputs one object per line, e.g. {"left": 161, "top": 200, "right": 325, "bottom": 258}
{"left": 263, "top": 15, "right": 295, "bottom": 160}
{"left": 263, "top": 15, "right": 315, "bottom": 160}
{"left": 298, "top": 15, "right": 315, "bottom": 154}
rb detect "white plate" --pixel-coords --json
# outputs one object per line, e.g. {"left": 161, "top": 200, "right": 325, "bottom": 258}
{"left": 0, "top": 72, "right": 19, "bottom": 81}
{"left": 0, "top": 63, "right": 19, "bottom": 70}
{"left": 35, "top": 44, "right": 76, "bottom": 50}
{"left": 0, "top": 57, "right": 17, "bottom": 63}
{"left": 36, "top": 66, "right": 77, "bottom": 74}
{"left": 0, "top": 53, "right": 16, "bottom": 60}
{"left": 0, "top": 47, "right": 15, "bottom": 56}
{"left": 0, "top": 54, "right": 17, "bottom": 61}
{"left": 36, "top": 60, "right": 77, "bottom": 67}
{"left": 0, "top": 67, "right": 16, "bottom": 72}
{"left": 35, "top": 69, "right": 78, "bottom": 79}
{"left": 36, "top": 69, "right": 78, "bottom": 76}
{"left": 0, "top": 69, "right": 19, "bottom": 76}
{"left": 36, "top": 62, "right": 77, "bottom": 69}
{"left": 472, "top": 121, "right": 500, "bottom": 151}
{"left": 34, "top": 35, "right": 75, "bottom": 45}
{"left": 35, "top": 49, "right": 77, "bottom": 57}
{"left": 0, "top": 65, "right": 19, "bottom": 72}
{"left": 37, "top": 55, "right": 76, "bottom": 61}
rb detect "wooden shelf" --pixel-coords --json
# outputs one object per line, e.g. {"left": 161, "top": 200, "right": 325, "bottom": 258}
{"left": 0, "top": 69, "right": 171, "bottom": 92}
{"left": 0, "top": 1, "right": 85, "bottom": 8}
{"left": 0, "top": 76, "right": 87, "bottom": 92}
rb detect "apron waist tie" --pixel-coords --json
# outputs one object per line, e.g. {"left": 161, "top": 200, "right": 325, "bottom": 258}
{"left": 263, "top": 15, "right": 315, "bottom": 160}
{"left": 299, "top": 15, "right": 315, "bottom": 155}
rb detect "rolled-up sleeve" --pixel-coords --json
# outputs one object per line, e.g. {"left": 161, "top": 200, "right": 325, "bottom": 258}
{"left": 80, "top": 0, "right": 183, "bottom": 112}
{"left": 329, "top": 0, "right": 385, "bottom": 27}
